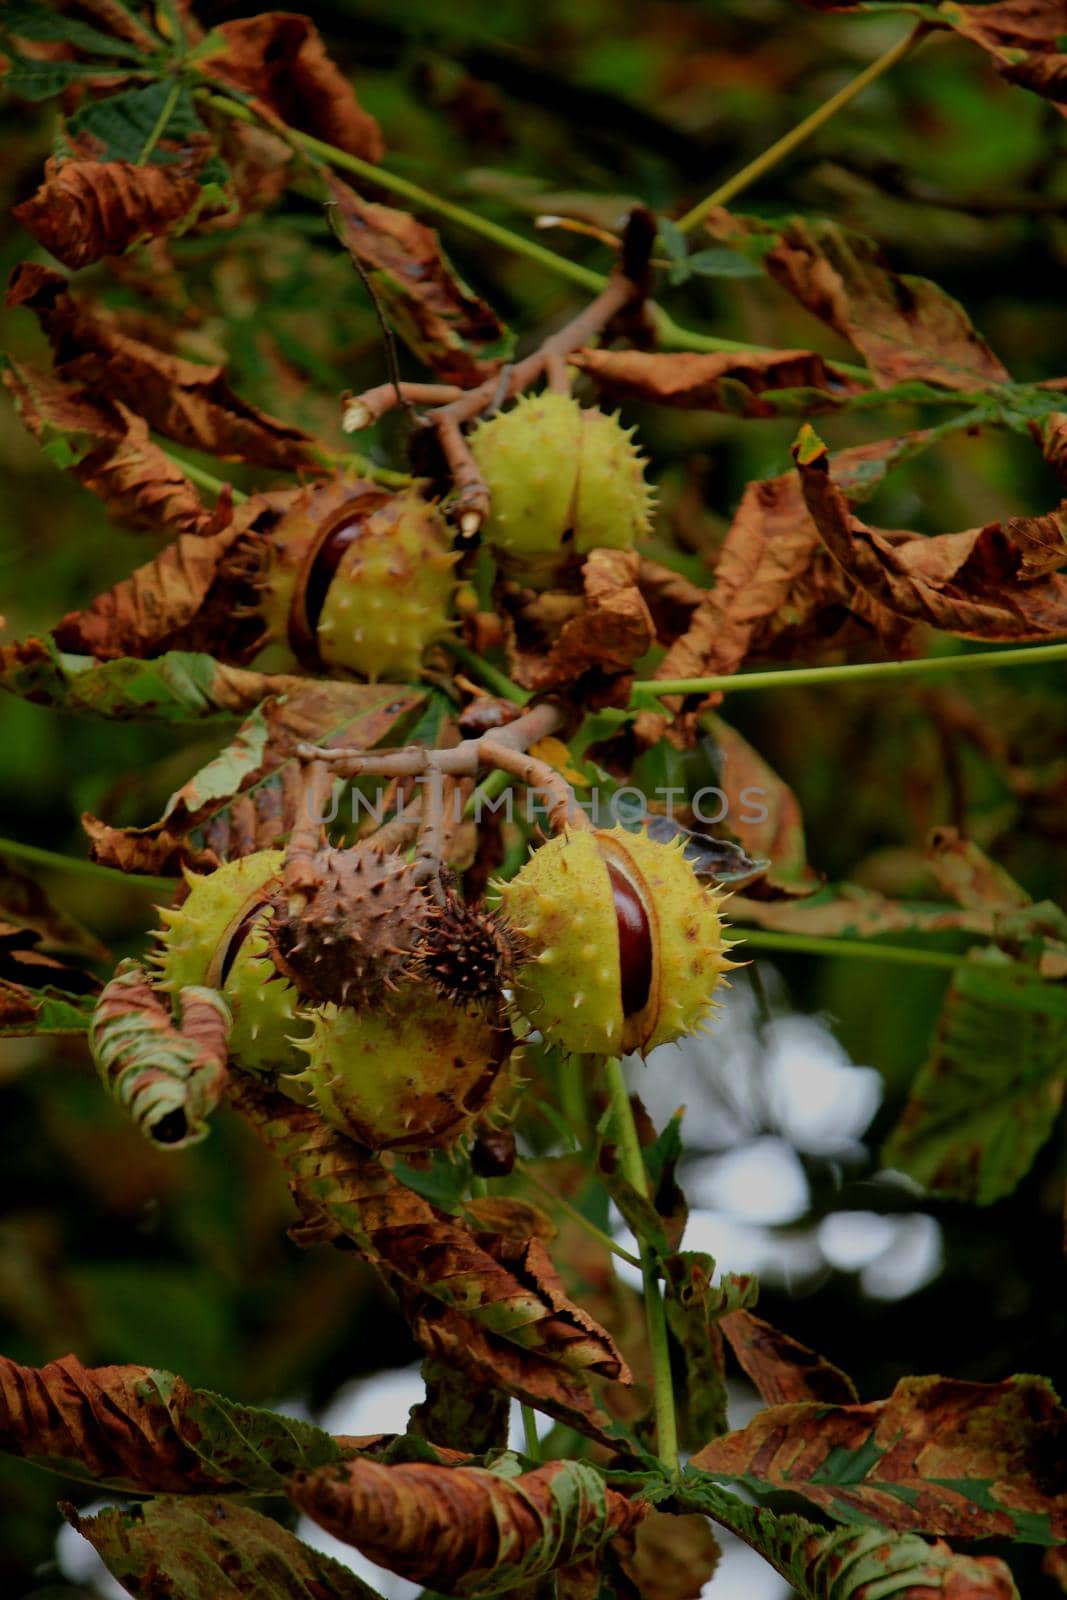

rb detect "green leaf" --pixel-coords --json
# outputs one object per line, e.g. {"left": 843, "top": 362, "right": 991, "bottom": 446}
{"left": 664, "top": 1252, "right": 759, "bottom": 1444}
{"left": 68, "top": 1496, "right": 385, "bottom": 1600}
{"left": 66, "top": 79, "right": 212, "bottom": 169}
{"left": 883, "top": 953, "right": 1067, "bottom": 1204}
{"left": 1, "top": 2, "right": 148, "bottom": 60}
{"left": 392, "top": 1145, "right": 473, "bottom": 1212}
{"left": 1, "top": 54, "right": 126, "bottom": 100}
{"left": 686, "top": 248, "right": 764, "bottom": 279}
{"left": 0, "top": 985, "right": 97, "bottom": 1037}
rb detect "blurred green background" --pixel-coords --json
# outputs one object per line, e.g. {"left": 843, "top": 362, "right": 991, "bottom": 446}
{"left": 1, "top": 2, "right": 1065, "bottom": 1594}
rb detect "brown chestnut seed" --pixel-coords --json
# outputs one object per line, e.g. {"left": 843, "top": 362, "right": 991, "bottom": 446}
{"left": 216, "top": 900, "right": 270, "bottom": 988}
{"left": 607, "top": 862, "right": 653, "bottom": 1019}
{"left": 301, "top": 514, "right": 363, "bottom": 640}
{"left": 471, "top": 1126, "right": 517, "bottom": 1177}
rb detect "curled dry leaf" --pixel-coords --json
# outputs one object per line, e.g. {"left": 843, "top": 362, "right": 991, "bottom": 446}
{"left": 232, "top": 1080, "right": 631, "bottom": 1383}
{"left": 505, "top": 547, "right": 655, "bottom": 697}
{"left": 795, "top": 427, "right": 1067, "bottom": 640}
{"left": 326, "top": 172, "right": 509, "bottom": 386}
{"left": 90, "top": 958, "right": 231, "bottom": 1148}
{"left": 12, "top": 155, "right": 209, "bottom": 271}
{"left": 7, "top": 264, "right": 320, "bottom": 471}
{"left": 289, "top": 1455, "right": 646, "bottom": 1595}
{"left": 0, "top": 1353, "right": 244, "bottom": 1493}
{"left": 719, "top": 1308, "right": 858, "bottom": 1406}
{"left": 204, "top": 12, "right": 385, "bottom": 160}
{"left": 1, "top": 358, "right": 216, "bottom": 536}
{"left": 664, "top": 1252, "right": 758, "bottom": 1446}
{"left": 691, "top": 1374, "right": 1066, "bottom": 1542}
{"left": 932, "top": 0, "right": 1067, "bottom": 115}
{"left": 572, "top": 345, "right": 864, "bottom": 417}
{"left": 708, "top": 211, "right": 1009, "bottom": 390}
{"left": 52, "top": 523, "right": 248, "bottom": 661}
{"left": 634, "top": 435, "right": 923, "bottom": 747}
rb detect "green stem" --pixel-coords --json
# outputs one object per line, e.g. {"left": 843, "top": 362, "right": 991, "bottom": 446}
{"left": 518, "top": 1163, "right": 643, "bottom": 1269}
{"left": 521, "top": 1403, "right": 541, "bottom": 1459}
{"left": 446, "top": 639, "right": 531, "bottom": 704}
{"left": 740, "top": 929, "right": 967, "bottom": 970}
{"left": 675, "top": 27, "right": 921, "bottom": 233}
{"left": 136, "top": 75, "right": 183, "bottom": 165}
{"left": 630, "top": 641, "right": 1067, "bottom": 701}
{"left": 199, "top": 91, "right": 605, "bottom": 294}
{"left": 163, "top": 451, "right": 249, "bottom": 504}
{"left": 198, "top": 88, "right": 848, "bottom": 365}
{"left": 603, "top": 1055, "right": 679, "bottom": 1475}
{"left": 0, "top": 836, "right": 176, "bottom": 893}
{"left": 463, "top": 768, "right": 514, "bottom": 822}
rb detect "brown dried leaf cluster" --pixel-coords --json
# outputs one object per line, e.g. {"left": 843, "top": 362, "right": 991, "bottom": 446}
{"left": 504, "top": 548, "right": 656, "bottom": 697}
{"left": 0, "top": 1352, "right": 237, "bottom": 1493}
{"left": 2, "top": 359, "right": 216, "bottom": 537}
{"left": 8, "top": 264, "right": 319, "bottom": 471}
{"left": 233, "top": 1080, "right": 630, "bottom": 1445}
{"left": 796, "top": 428, "right": 1067, "bottom": 640}
{"left": 634, "top": 436, "right": 923, "bottom": 746}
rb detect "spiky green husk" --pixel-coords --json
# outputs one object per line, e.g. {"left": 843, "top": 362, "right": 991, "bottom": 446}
{"left": 296, "top": 987, "right": 508, "bottom": 1150}
{"left": 497, "top": 825, "right": 732, "bottom": 1056}
{"left": 153, "top": 851, "right": 310, "bottom": 1082}
{"left": 469, "top": 393, "right": 653, "bottom": 588}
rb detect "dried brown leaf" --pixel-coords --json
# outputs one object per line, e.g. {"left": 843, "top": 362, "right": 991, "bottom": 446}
{"left": 325, "top": 172, "right": 508, "bottom": 386}
{"left": 691, "top": 1374, "right": 1066, "bottom": 1541}
{"left": 572, "top": 346, "right": 863, "bottom": 416}
{"left": 709, "top": 212, "right": 1009, "bottom": 390}
{"left": 204, "top": 13, "right": 384, "bottom": 160}
{"left": 52, "top": 523, "right": 246, "bottom": 660}
{"left": 7, "top": 264, "right": 320, "bottom": 470}
{"left": 13, "top": 155, "right": 208, "bottom": 271}
{"left": 507, "top": 547, "right": 655, "bottom": 697}
{"left": 2, "top": 358, "right": 215, "bottom": 536}
{"left": 289, "top": 1455, "right": 645, "bottom": 1594}
{"left": 233, "top": 1080, "right": 631, "bottom": 1392}
{"left": 936, "top": 1, "right": 1067, "bottom": 114}
{"left": 0, "top": 1352, "right": 240, "bottom": 1492}
{"left": 719, "top": 1309, "right": 858, "bottom": 1406}
{"left": 635, "top": 437, "right": 920, "bottom": 746}
{"left": 795, "top": 427, "right": 1067, "bottom": 640}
